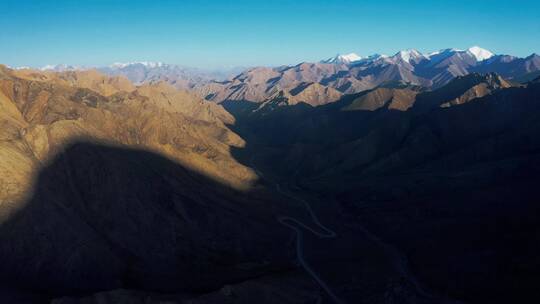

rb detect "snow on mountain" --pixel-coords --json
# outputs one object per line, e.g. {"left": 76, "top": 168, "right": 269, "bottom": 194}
{"left": 110, "top": 62, "right": 165, "bottom": 69}
{"left": 322, "top": 49, "right": 426, "bottom": 65}
{"left": 12, "top": 66, "right": 32, "bottom": 70}
{"left": 425, "top": 48, "right": 464, "bottom": 65}
{"left": 41, "top": 64, "right": 57, "bottom": 70}
{"left": 391, "top": 49, "right": 428, "bottom": 64}
{"left": 363, "top": 54, "right": 388, "bottom": 62}
{"left": 321, "top": 46, "right": 495, "bottom": 66}
{"left": 427, "top": 48, "right": 463, "bottom": 57}
{"left": 40, "top": 64, "right": 84, "bottom": 72}
{"left": 322, "top": 53, "right": 363, "bottom": 64}
{"left": 466, "top": 46, "right": 494, "bottom": 61}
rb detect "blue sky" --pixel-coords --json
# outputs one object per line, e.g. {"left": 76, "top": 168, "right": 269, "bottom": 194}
{"left": 1, "top": 0, "right": 539, "bottom": 69}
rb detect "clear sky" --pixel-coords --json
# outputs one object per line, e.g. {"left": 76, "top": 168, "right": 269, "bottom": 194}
{"left": 2, "top": 0, "right": 539, "bottom": 69}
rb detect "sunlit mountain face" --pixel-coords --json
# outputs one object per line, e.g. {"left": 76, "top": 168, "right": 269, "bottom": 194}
{"left": 2, "top": 0, "right": 540, "bottom": 303}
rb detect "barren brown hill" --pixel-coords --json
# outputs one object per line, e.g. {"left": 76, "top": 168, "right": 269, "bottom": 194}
{"left": 0, "top": 65, "right": 256, "bottom": 209}
{"left": 286, "top": 82, "right": 343, "bottom": 106}
{"left": 342, "top": 86, "right": 421, "bottom": 111}
{"left": 413, "top": 72, "right": 513, "bottom": 110}
{"left": 198, "top": 63, "right": 350, "bottom": 105}
{"left": 250, "top": 82, "right": 344, "bottom": 113}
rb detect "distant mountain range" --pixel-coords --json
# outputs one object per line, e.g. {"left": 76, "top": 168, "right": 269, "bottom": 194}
{"left": 12, "top": 46, "right": 540, "bottom": 107}
{"left": 97, "top": 62, "right": 246, "bottom": 90}
{"left": 200, "top": 46, "right": 540, "bottom": 106}
{"left": 28, "top": 62, "right": 245, "bottom": 90}
{"left": 323, "top": 46, "right": 494, "bottom": 65}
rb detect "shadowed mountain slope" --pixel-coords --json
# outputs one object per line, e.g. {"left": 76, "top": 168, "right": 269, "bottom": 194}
{"left": 0, "top": 141, "right": 291, "bottom": 295}
{"left": 222, "top": 73, "right": 540, "bottom": 303}
{"left": 0, "top": 65, "right": 288, "bottom": 295}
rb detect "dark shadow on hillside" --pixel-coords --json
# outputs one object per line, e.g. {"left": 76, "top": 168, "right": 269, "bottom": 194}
{"left": 220, "top": 79, "right": 540, "bottom": 304}
{"left": 0, "top": 140, "right": 294, "bottom": 301}
{"left": 222, "top": 75, "right": 540, "bottom": 184}
{"left": 221, "top": 92, "right": 416, "bottom": 184}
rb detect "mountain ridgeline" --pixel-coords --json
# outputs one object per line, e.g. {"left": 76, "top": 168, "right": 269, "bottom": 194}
{"left": 28, "top": 46, "right": 540, "bottom": 108}
{"left": 197, "top": 46, "right": 539, "bottom": 108}
{"left": 0, "top": 54, "right": 539, "bottom": 304}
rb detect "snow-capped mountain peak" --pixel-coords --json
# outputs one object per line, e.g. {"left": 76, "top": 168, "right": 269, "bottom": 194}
{"left": 12, "top": 66, "right": 32, "bottom": 70}
{"left": 110, "top": 61, "right": 165, "bottom": 69}
{"left": 40, "top": 64, "right": 58, "bottom": 70}
{"left": 339, "top": 53, "right": 362, "bottom": 62}
{"left": 466, "top": 46, "right": 494, "bottom": 61}
{"left": 363, "top": 54, "right": 388, "bottom": 63}
{"left": 427, "top": 48, "right": 463, "bottom": 57}
{"left": 394, "top": 49, "right": 426, "bottom": 63}
{"left": 322, "top": 53, "right": 363, "bottom": 64}
{"left": 40, "top": 64, "right": 82, "bottom": 72}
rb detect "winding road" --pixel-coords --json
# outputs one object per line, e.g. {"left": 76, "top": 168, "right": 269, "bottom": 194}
{"left": 249, "top": 155, "right": 457, "bottom": 304}
{"left": 250, "top": 156, "right": 345, "bottom": 304}
{"left": 276, "top": 188, "right": 344, "bottom": 304}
